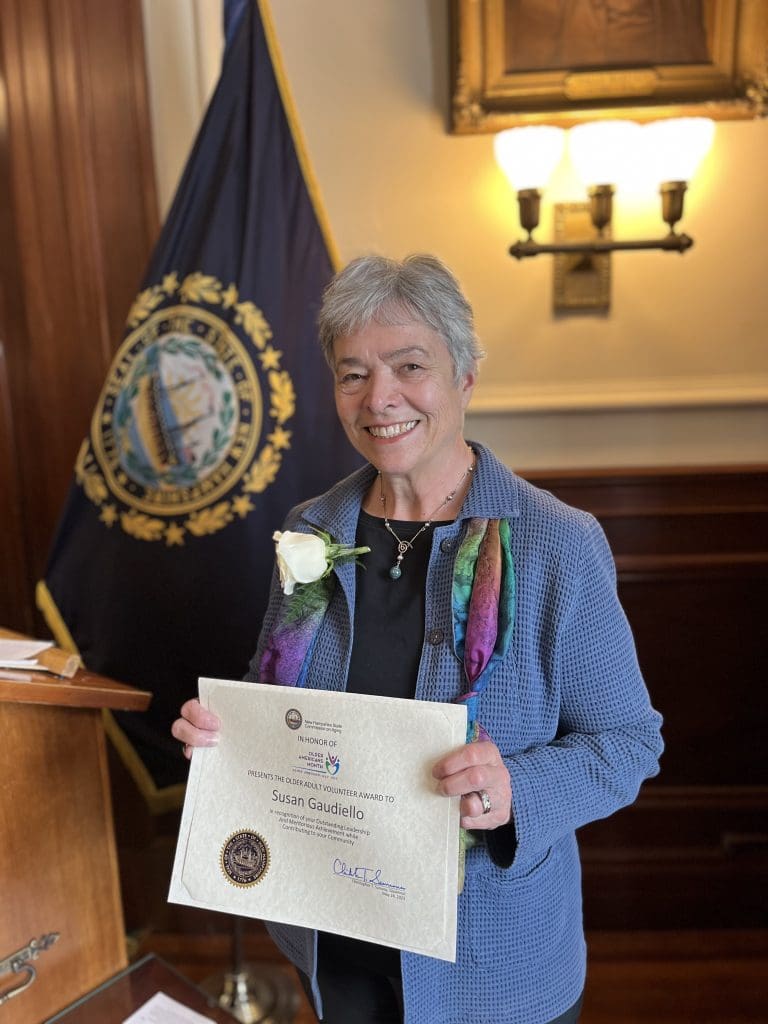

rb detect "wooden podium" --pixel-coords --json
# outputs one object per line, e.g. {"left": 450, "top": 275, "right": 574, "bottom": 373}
{"left": 0, "top": 650, "right": 150, "bottom": 1023}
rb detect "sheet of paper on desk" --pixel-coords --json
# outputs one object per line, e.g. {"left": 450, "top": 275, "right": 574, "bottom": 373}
{"left": 0, "top": 638, "right": 52, "bottom": 667}
{"left": 0, "top": 669, "right": 34, "bottom": 682}
{"left": 122, "top": 991, "right": 215, "bottom": 1024}
{"left": 169, "top": 679, "right": 467, "bottom": 962}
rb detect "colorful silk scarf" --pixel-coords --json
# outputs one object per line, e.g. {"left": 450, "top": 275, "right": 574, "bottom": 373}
{"left": 451, "top": 518, "right": 515, "bottom": 741}
{"left": 259, "top": 574, "right": 333, "bottom": 690}
{"left": 450, "top": 519, "right": 515, "bottom": 885}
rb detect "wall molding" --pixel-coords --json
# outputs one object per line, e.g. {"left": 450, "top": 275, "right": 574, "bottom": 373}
{"left": 470, "top": 375, "right": 768, "bottom": 414}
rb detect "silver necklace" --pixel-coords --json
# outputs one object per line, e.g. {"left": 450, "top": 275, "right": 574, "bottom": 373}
{"left": 379, "top": 451, "right": 475, "bottom": 580}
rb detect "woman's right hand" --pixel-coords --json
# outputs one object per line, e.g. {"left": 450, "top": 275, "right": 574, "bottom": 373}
{"left": 171, "top": 698, "right": 221, "bottom": 759}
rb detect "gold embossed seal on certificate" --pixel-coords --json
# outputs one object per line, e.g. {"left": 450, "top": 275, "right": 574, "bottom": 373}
{"left": 220, "top": 830, "right": 270, "bottom": 888}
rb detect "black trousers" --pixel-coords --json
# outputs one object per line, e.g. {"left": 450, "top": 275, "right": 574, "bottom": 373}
{"left": 298, "top": 961, "right": 404, "bottom": 1023}
{"left": 299, "top": 959, "right": 583, "bottom": 1024}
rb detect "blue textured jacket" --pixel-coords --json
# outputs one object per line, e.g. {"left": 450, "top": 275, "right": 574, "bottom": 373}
{"left": 247, "top": 442, "right": 663, "bottom": 1024}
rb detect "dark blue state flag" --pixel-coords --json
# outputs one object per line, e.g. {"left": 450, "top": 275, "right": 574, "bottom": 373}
{"left": 38, "top": 0, "right": 360, "bottom": 808}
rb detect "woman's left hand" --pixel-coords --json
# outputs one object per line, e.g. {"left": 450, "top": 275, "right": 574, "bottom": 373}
{"left": 432, "top": 739, "right": 512, "bottom": 830}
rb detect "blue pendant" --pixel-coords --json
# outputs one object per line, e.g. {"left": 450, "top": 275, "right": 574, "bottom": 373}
{"left": 389, "top": 564, "right": 402, "bottom": 580}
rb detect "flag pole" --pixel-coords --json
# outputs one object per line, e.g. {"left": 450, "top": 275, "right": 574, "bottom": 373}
{"left": 198, "top": 916, "right": 299, "bottom": 1022}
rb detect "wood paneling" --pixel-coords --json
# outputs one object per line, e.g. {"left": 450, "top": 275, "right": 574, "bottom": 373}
{"left": 0, "top": 340, "right": 29, "bottom": 631}
{"left": 0, "top": 0, "right": 158, "bottom": 633}
{"left": 0, "top": 25, "right": 33, "bottom": 633}
{"left": 524, "top": 465, "right": 768, "bottom": 929}
{"left": 580, "top": 930, "right": 768, "bottom": 1024}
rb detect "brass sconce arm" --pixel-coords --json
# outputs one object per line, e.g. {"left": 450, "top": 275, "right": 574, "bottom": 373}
{"left": 510, "top": 232, "right": 693, "bottom": 259}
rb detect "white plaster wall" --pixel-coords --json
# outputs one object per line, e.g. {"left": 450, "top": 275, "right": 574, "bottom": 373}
{"left": 141, "top": 0, "right": 222, "bottom": 213}
{"left": 141, "top": 0, "right": 768, "bottom": 470}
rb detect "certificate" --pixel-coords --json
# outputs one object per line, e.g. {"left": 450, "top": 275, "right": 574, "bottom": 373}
{"left": 169, "top": 678, "right": 467, "bottom": 961}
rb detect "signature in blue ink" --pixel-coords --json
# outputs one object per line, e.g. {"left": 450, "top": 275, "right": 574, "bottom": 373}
{"left": 332, "top": 858, "right": 405, "bottom": 891}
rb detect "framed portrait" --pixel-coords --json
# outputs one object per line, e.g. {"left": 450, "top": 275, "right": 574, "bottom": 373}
{"left": 450, "top": 0, "right": 768, "bottom": 132}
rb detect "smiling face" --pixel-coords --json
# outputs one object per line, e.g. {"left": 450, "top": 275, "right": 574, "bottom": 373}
{"left": 332, "top": 319, "right": 476, "bottom": 487}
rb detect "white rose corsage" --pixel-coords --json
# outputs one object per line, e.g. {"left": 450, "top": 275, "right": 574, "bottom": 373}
{"left": 272, "top": 529, "right": 370, "bottom": 605}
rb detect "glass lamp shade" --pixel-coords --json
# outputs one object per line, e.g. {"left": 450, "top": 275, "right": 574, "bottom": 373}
{"left": 568, "top": 120, "right": 642, "bottom": 186}
{"left": 642, "top": 117, "right": 715, "bottom": 183}
{"left": 494, "top": 126, "right": 565, "bottom": 191}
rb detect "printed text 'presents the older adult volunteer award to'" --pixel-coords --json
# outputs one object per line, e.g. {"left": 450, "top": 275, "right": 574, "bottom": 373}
{"left": 169, "top": 679, "right": 467, "bottom": 961}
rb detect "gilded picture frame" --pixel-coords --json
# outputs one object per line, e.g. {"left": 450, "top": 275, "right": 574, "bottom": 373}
{"left": 450, "top": 0, "right": 768, "bottom": 132}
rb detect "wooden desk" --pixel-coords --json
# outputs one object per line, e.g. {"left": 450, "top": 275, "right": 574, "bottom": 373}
{"left": 0, "top": 646, "right": 151, "bottom": 1023}
{"left": 45, "top": 954, "right": 237, "bottom": 1023}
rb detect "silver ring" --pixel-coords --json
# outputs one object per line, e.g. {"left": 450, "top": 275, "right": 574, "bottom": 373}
{"left": 478, "top": 789, "right": 492, "bottom": 815}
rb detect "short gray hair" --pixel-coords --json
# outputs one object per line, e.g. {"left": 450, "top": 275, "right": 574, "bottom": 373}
{"left": 317, "top": 254, "right": 484, "bottom": 383}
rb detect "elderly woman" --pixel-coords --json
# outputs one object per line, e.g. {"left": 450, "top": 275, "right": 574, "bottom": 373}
{"left": 173, "top": 254, "right": 663, "bottom": 1024}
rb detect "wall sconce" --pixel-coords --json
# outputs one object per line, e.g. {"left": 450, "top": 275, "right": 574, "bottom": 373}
{"left": 495, "top": 118, "right": 715, "bottom": 310}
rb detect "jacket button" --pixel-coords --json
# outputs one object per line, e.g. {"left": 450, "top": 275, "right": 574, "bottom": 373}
{"left": 427, "top": 628, "right": 444, "bottom": 646}
{"left": 440, "top": 538, "right": 455, "bottom": 553}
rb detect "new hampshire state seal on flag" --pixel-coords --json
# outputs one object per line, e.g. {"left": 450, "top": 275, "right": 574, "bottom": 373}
{"left": 79, "top": 272, "right": 295, "bottom": 547}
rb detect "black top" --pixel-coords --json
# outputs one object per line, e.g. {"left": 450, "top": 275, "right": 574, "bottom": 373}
{"left": 345, "top": 510, "right": 438, "bottom": 701}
